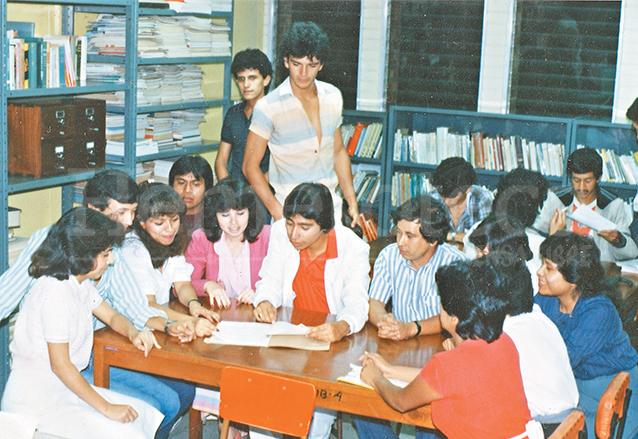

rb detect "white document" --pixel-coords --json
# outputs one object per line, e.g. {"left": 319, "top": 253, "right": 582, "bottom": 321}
{"left": 204, "top": 321, "right": 309, "bottom": 347}
{"left": 566, "top": 205, "right": 617, "bottom": 232}
{"left": 616, "top": 259, "right": 638, "bottom": 274}
{"left": 337, "top": 363, "right": 409, "bottom": 390}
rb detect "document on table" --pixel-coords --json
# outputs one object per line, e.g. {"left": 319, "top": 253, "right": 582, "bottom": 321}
{"left": 204, "top": 321, "right": 330, "bottom": 351}
{"left": 617, "top": 258, "right": 638, "bottom": 274}
{"left": 566, "top": 205, "right": 617, "bottom": 232}
{"left": 337, "top": 363, "right": 409, "bottom": 390}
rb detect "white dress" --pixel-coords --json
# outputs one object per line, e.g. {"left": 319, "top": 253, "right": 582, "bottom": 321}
{"left": 1, "top": 276, "right": 163, "bottom": 439}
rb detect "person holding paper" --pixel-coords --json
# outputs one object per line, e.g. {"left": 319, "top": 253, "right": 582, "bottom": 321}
{"left": 252, "top": 182, "right": 370, "bottom": 439}
{"left": 546, "top": 147, "right": 637, "bottom": 262}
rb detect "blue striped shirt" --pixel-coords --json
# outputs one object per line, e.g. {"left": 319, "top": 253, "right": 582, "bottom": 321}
{"left": 0, "top": 226, "right": 165, "bottom": 330}
{"left": 369, "top": 243, "right": 467, "bottom": 322}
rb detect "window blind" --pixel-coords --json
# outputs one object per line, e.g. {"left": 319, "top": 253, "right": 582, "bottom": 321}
{"left": 509, "top": 1, "right": 620, "bottom": 120}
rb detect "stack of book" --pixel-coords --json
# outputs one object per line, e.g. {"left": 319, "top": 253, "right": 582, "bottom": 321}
{"left": 589, "top": 147, "right": 638, "bottom": 185}
{"left": 358, "top": 212, "right": 378, "bottom": 242}
{"left": 152, "top": 159, "right": 176, "bottom": 184}
{"left": 146, "top": 113, "right": 178, "bottom": 150}
{"left": 175, "top": 16, "right": 232, "bottom": 57}
{"left": 393, "top": 128, "right": 565, "bottom": 178}
{"left": 352, "top": 168, "right": 381, "bottom": 204}
{"left": 342, "top": 122, "right": 383, "bottom": 159}
{"left": 171, "top": 109, "right": 205, "bottom": 146}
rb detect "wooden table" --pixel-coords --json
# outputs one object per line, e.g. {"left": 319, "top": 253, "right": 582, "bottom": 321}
{"left": 93, "top": 304, "right": 444, "bottom": 438}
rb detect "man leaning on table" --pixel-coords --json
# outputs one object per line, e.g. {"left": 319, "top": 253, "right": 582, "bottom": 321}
{"left": 253, "top": 182, "right": 370, "bottom": 439}
{"left": 367, "top": 194, "right": 467, "bottom": 341}
{"left": 544, "top": 147, "right": 638, "bottom": 262}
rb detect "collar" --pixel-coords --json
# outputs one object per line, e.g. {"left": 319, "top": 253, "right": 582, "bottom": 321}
{"left": 279, "top": 76, "right": 328, "bottom": 97}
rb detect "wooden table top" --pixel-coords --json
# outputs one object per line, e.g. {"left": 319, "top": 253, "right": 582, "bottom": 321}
{"left": 93, "top": 303, "right": 445, "bottom": 428}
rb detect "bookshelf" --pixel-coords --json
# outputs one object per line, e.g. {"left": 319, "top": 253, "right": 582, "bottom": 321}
{"left": 570, "top": 120, "right": 637, "bottom": 202}
{"left": 0, "top": 0, "right": 234, "bottom": 392}
{"left": 384, "top": 106, "right": 574, "bottom": 231}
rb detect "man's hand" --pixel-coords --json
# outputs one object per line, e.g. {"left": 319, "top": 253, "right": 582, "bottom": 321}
{"left": 253, "top": 301, "right": 277, "bottom": 324}
{"left": 189, "top": 301, "right": 221, "bottom": 324}
{"left": 347, "top": 203, "right": 359, "bottom": 229}
{"left": 360, "top": 351, "right": 392, "bottom": 378}
{"left": 167, "top": 319, "right": 195, "bottom": 343}
{"left": 102, "top": 403, "right": 138, "bottom": 423}
{"left": 194, "top": 317, "right": 217, "bottom": 338}
{"left": 377, "top": 314, "right": 416, "bottom": 341}
{"left": 130, "top": 330, "right": 161, "bottom": 356}
{"left": 549, "top": 208, "right": 567, "bottom": 235}
{"left": 598, "top": 229, "right": 621, "bottom": 244}
{"left": 306, "top": 321, "right": 350, "bottom": 342}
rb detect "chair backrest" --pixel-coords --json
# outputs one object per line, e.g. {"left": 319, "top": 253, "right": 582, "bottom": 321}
{"left": 595, "top": 372, "right": 632, "bottom": 439}
{"left": 548, "top": 410, "right": 585, "bottom": 439}
{"left": 219, "top": 366, "right": 316, "bottom": 438}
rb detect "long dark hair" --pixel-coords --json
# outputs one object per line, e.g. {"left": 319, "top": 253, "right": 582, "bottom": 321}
{"left": 132, "top": 183, "right": 187, "bottom": 269}
{"left": 29, "top": 207, "right": 124, "bottom": 280}
{"left": 203, "top": 176, "right": 265, "bottom": 244}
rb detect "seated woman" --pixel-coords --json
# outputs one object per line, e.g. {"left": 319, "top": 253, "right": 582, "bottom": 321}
{"left": 1, "top": 208, "right": 163, "bottom": 439}
{"left": 118, "top": 183, "right": 219, "bottom": 337}
{"left": 185, "top": 176, "right": 270, "bottom": 307}
{"left": 355, "top": 252, "right": 541, "bottom": 439}
{"left": 536, "top": 231, "right": 638, "bottom": 439}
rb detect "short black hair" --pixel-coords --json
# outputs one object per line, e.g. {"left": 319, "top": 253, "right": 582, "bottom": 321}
{"left": 488, "top": 251, "right": 534, "bottom": 316}
{"left": 469, "top": 213, "right": 533, "bottom": 262}
{"left": 433, "top": 157, "right": 476, "bottom": 198}
{"left": 231, "top": 49, "right": 273, "bottom": 91}
{"left": 566, "top": 147, "right": 603, "bottom": 180}
{"left": 435, "top": 252, "right": 512, "bottom": 343}
{"left": 626, "top": 97, "right": 638, "bottom": 122}
{"left": 133, "top": 183, "right": 188, "bottom": 268}
{"left": 279, "top": 22, "right": 330, "bottom": 66}
{"left": 169, "top": 155, "right": 214, "bottom": 191}
{"left": 283, "top": 183, "right": 334, "bottom": 231}
{"left": 203, "top": 176, "right": 265, "bottom": 244}
{"left": 29, "top": 207, "right": 124, "bottom": 280}
{"left": 392, "top": 194, "right": 451, "bottom": 245}
{"left": 83, "top": 169, "right": 139, "bottom": 211}
{"left": 539, "top": 231, "right": 604, "bottom": 299}
{"left": 493, "top": 168, "right": 549, "bottom": 228}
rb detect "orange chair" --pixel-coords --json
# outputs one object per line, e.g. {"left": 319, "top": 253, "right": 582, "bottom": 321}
{"left": 547, "top": 410, "right": 585, "bottom": 439}
{"left": 595, "top": 372, "right": 632, "bottom": 439}
{"left": 218, "top": 366, "right": 317, "bottom": 439}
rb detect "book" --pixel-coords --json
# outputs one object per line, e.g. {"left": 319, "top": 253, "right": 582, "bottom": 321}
{"left": 346, "top": 122, "right": 367, "bottom": 156}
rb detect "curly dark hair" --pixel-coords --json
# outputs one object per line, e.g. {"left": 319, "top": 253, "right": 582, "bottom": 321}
{"left": 29, "top": 207, "right": 124, "bottom": 280}
{"left": 278, "top": 22, "right": 330, "bottom": 66}
{"left": 392, "top": 194, "right": 451, "bottom": 245}
{"left": 203, "top": 176, "right": 265, "bottom": 244}
{"left": 231, "top": 48, "right": 273, "bottom": 91}
{"left": 83, "top": 169, "right": 139, "bottom": 211}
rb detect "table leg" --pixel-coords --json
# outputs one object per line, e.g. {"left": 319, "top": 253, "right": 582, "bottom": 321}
{"left": 93, "top": 345, "right": 110, "bottom": 388}
{"left": 189, "top": 406, "right": 203, "bottom": 439}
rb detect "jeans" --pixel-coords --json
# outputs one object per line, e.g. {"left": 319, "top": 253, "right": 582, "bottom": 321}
{"left": 82, "top": 356, "right": 195, "bottom": 439}
{"left": 353, "top": 416, "right": 444, "bottom": 439}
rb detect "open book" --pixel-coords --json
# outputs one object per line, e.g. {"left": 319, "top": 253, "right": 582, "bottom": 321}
{"left": 204, "top": 321, "right": 330, "bottom": 351}
{"left": 337, "top": 363, "right": 409, "bottom": 390}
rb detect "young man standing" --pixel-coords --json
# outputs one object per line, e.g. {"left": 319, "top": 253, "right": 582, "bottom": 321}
{"left": 368, "top": 195, "right": 466, "bottom": 341}
{"left": 0, "top": 170, "right": 195, "bottom": 439}
{"left": 548, "top": 147, "right": 637, "bottom": 262}
{"left": 252, "top": 182, "right": 369, "bottom": 439}
{"left": 169, "top": 154, "right": 215, "bottom": 239}
{"left": 243, "top": 22, "right": 358, "bottom": 227}
{"left": 215, "top": 49, "right": 272, "bottom": 182}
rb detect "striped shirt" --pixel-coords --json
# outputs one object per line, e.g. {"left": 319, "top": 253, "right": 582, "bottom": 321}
{"left": 369, "top": 243, "right": 467, "bottom": 322}
{"left": 431, "top": 185, "right": 493, "bottom": 233}
{"left": 250, "top": 77, "right": 342, "bottom": 204}
{"left": 0, "top": 226, "right": 165, "bottom": 330}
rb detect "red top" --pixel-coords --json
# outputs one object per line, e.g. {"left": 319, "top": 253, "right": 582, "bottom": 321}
{"left": 571, "top": 203, "right": 594, "bottom": 235}
{"left": 420, "top": 333, "right": 532, "bottom": 439}
{"left": 292, "top": 229, "right": 338, "bottom": 313}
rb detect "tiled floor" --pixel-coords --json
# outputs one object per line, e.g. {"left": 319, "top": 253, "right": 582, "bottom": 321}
{"left": 167, "top": 412, "right": 417, "bottom": 439}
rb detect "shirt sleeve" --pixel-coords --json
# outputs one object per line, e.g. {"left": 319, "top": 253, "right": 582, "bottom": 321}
{"left": 41, "top": 282, "right": 73, "bottom": 343}
{"left": 220, "top": 107, "right": 234, "bottom": 144}
{"left": 184, "top": 231, "right": 210, "bottom": 296}
{"left": 368, "top": 248, "right": 393, "bottom": 304}
{"left": 253, "top": 221, "right": 288, "bottom": 308}
{"left": 0, "top": 227, "right": 48, "bottom": 320}
{"left": 118, "top": 240, "right": 165, "bottom": 302}
{"left": 248, "top": 99, "right": 274, "bottom": 140}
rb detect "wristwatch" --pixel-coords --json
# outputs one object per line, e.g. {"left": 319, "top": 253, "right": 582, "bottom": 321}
{"left": 164, "top": 319, "right": 177, "bottom": 336}
{"left": 450, "top": 231, "right": 456, "bottom": 242}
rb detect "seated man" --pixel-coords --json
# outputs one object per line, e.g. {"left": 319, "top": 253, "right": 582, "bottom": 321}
{"left": 169, "top": 155, "right": 215, "bottom": 240}
{"left": 547, "top": 147, "right": 637, "bottom": 262}
{"left": 0, "top": 170, "right": 194, "bottom": 439}
{"left": 252, "top": 182, "right": 370, "bottom": 439}
{"left": 431, "top": 157, "right": 492, "bottom": 245}
{"left": 368, "top": 195, "right": 467, "bottom": 341}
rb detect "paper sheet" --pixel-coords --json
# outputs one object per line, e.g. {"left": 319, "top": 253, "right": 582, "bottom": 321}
{"left": 204, "top": 321, "right": 310, "bottom": 347}
{"left": 337, "top": 363, "right": 409, "bottom": 389}
{"left": 566, "top": 205, "right": 617, "bottom": 232}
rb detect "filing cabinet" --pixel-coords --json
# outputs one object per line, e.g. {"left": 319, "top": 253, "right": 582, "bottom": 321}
{"left": 7, "top": 97, "right": 106, "bottom": 178}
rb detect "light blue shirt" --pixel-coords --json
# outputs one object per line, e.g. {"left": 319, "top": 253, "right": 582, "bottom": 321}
{"left": 0, "top": 226, "right": 166, "bottom": 330}
{"left": 368, "top": 243, "right": 467, "bottom": 322}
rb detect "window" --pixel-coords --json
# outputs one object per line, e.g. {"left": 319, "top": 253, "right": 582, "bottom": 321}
{"left": 275, "top": 0, "right": 361, "bottom": 110}
{"left": 387, "top": 1, "right": 484, "bottom": 111}
{"left": 509, "top": 1, "right": 621, "bottom": 120}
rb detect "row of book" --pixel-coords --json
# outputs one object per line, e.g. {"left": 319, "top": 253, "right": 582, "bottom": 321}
{"left": 6, "top": 32, "right": 87, "bottom": 90}
{"left": 591, "top": 147, "right": 638, "bottom": 185}
{"left": 393, "top": 128, "right": 565, "bottom": 177}
{"left": 141, "top": 0, "right": 232, "bottom": 14}
{"left": 342, "top": 122, "right": 383, "bottom": 159}
{"left": 352, "top": 168, "right": 381, "bottom": 205}
{"left": 87, "top": 14, "right": 231, "bottom": 58}
{"left": 391, "top": 172, "right": 434, "bottom": 207}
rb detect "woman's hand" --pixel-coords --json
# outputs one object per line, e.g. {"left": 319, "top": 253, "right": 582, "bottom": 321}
{"left": 359, "top": 351, "right": 393, "bottom": 379}
{"left": 167, "top": 319, "right": 196, "bottom": 343}
{"left": 204, "top": 281, "right": 231, "bottom": 309}
{"left": 130, "top": 330, "right": 161, "bottom": 356}
{"left": 360, "top": 355, "right": 384, "bottom": 387}
{"left": 236, "top": 288, "right": 255, "bottom": 305}
{"left": 189, "top": 300, "right": 221, "bottom": 323}
{"left": 253, "top": 301, "right": 277, "bottom": 323}
{"left": 102, "top": 403, "right": 139, "bottom": 423}
{"left": 194, "top": 317, "right": 217, "bottom": 338}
